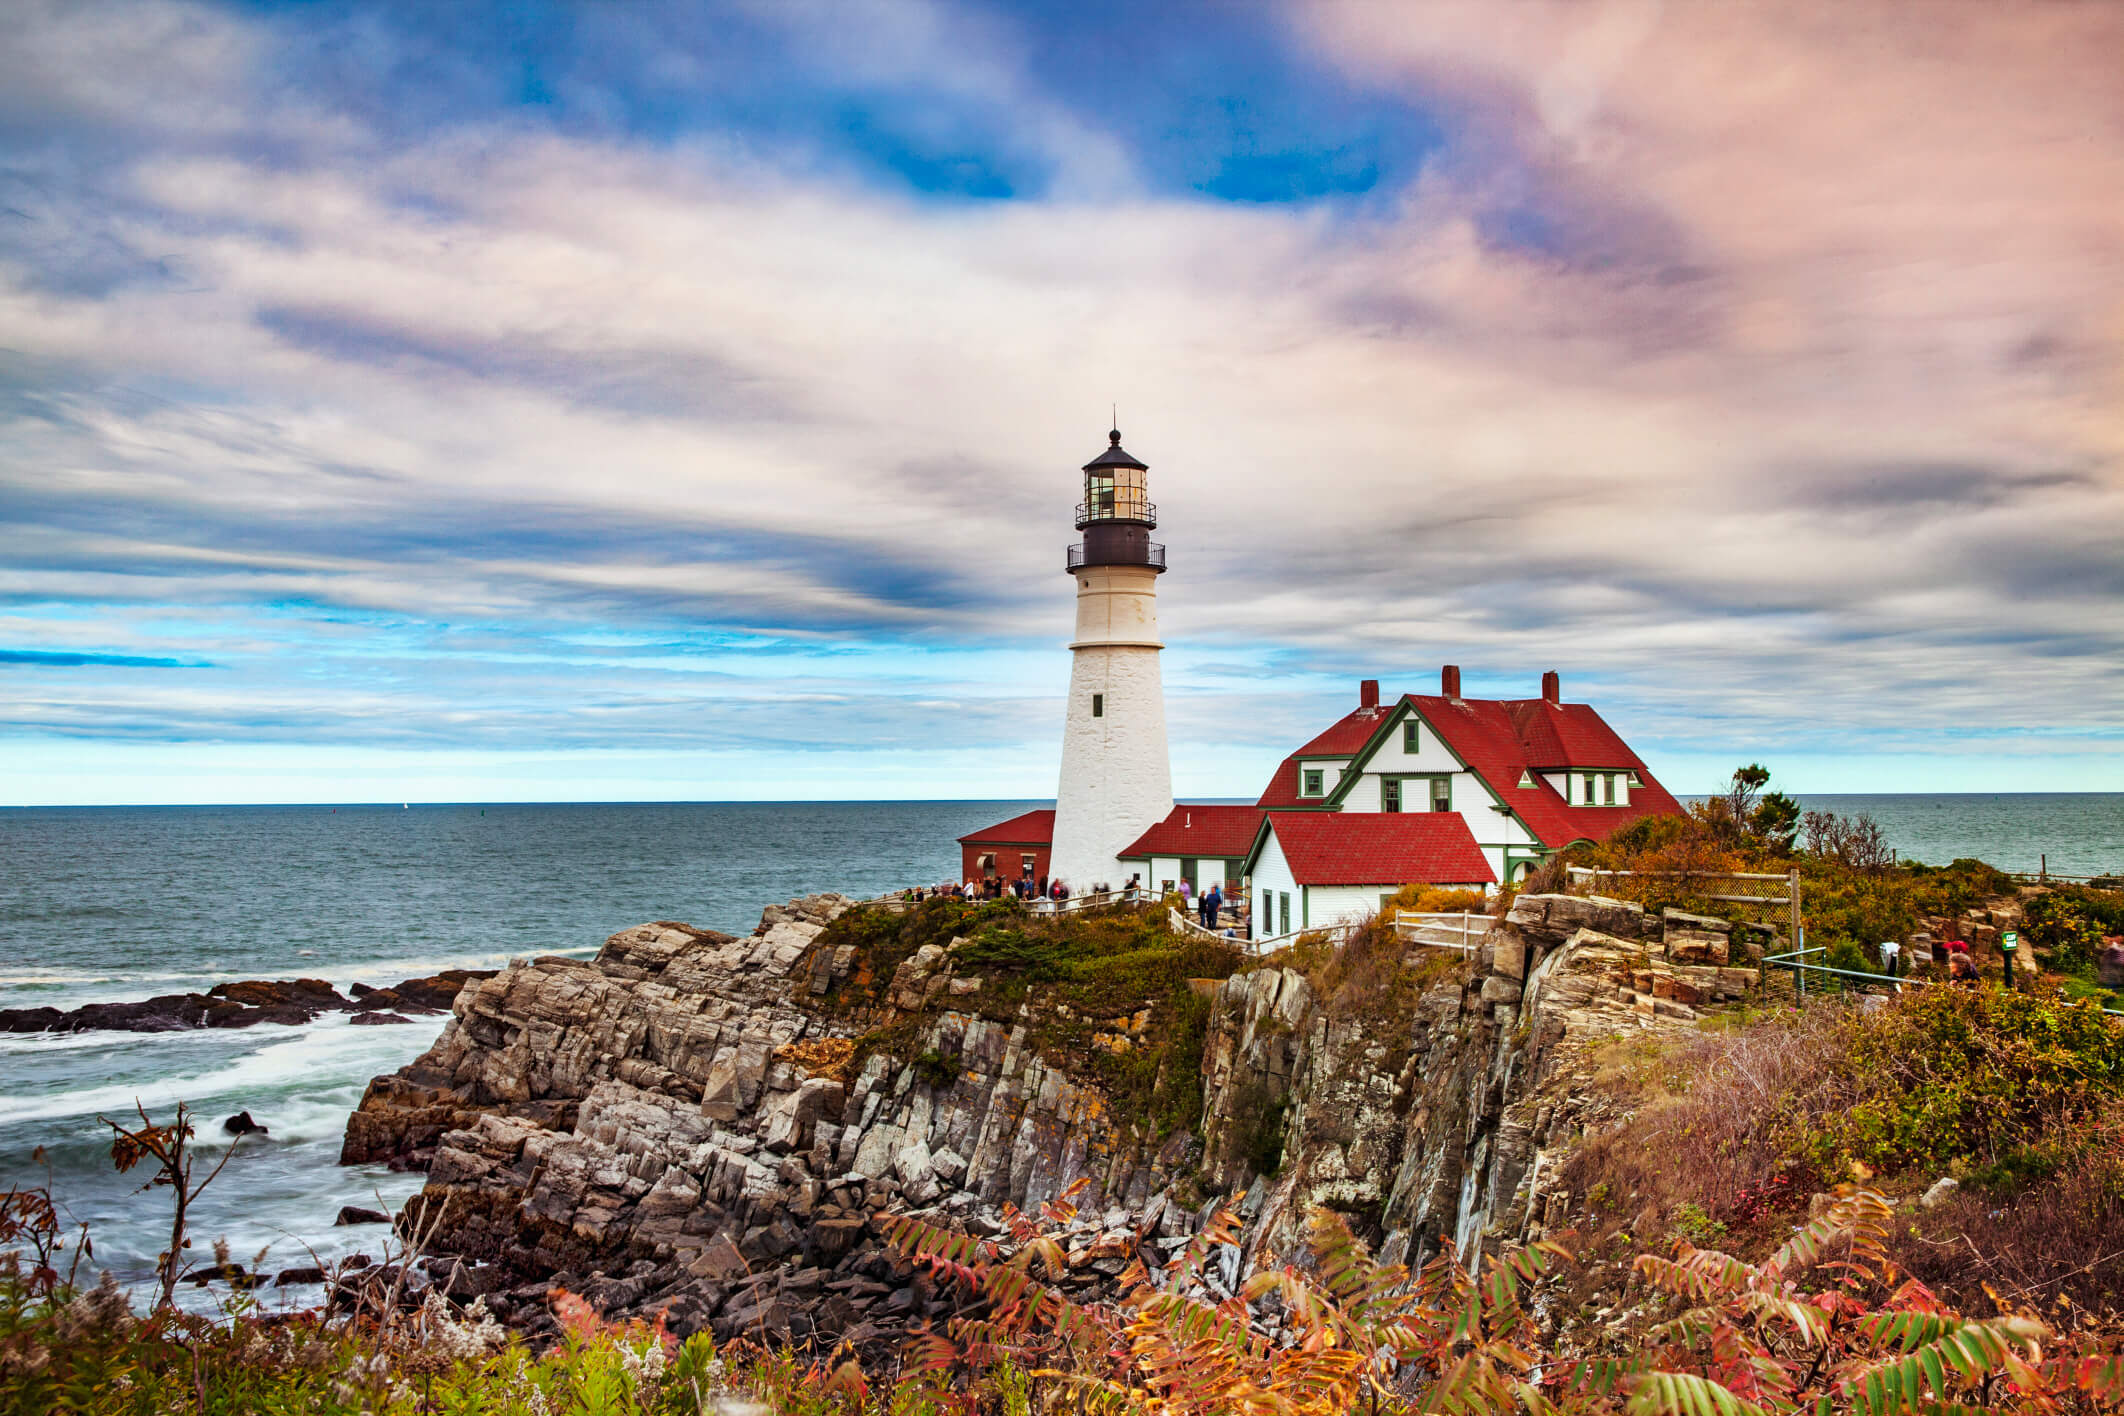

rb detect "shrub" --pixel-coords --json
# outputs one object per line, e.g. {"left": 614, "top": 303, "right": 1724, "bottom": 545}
{"left": 2023, "top": 884, "right": 2124, "bottom": 974}
{"left": 883, "top": 1183, "right": 2124, "bottom": 1415}
{"left": 1560, "top": 986, "right": 2124, "bottom": 1309}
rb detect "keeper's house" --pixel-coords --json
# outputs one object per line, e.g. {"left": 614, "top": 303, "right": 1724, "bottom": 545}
{"left": 1241, "top": 667, "right": 1682, "bottom": 930}
{"left": 959, "top": 664, "right": 1682, "bottom": 931}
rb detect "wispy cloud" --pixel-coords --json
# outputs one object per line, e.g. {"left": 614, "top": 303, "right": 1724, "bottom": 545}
{"left": 0, "top": 0, "right": 2119, "bottom": 801}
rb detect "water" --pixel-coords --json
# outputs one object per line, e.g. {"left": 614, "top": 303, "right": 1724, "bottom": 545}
{"left": 0, "top": 800, "right": 1035, "bottom": 1310}
{"left": 1789, "top": 794, "right": 2123, "bottom": 877}
{"left": 0, "top": 794, "right": 2117, "bottom": 1309}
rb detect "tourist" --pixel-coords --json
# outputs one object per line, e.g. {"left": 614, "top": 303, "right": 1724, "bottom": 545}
{"left": 1200, "top": 882, "right": 1222, "bottom": 930}
{"left": 1178, "top": 877, "right": 1193, "bottom": 906}
{"left": 1947, "top": 950, "right": 1978, "bottom": 987}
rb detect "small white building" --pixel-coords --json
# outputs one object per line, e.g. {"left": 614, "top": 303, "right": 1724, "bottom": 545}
{"left": 1246, "top": 810, "right": 1495, "bottom": 935}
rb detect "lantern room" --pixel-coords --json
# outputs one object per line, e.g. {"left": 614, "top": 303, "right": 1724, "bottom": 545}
{"left": 1068, "top": 428, "right": 1167, "bottom": 574}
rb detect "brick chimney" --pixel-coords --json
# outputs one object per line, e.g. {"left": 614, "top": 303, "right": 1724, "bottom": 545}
{"left": 1441, "top": 665, "right": 1461, "bottom": 700}
{"left": 1360, "top": 679, "right": 1379, "bottom": 709}
{"left": 1542, "top": 670, "right": 1560, "bottom": 705}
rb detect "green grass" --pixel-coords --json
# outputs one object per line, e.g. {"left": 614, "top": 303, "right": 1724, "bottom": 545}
{"left": 807, "top": 900, "right": 1244, "bottom": 1138}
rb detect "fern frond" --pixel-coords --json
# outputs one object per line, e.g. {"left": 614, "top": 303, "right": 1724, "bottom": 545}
{"left": 1624, "top": 1371, "right": 1767, "bottom": 1416}
{"left": 1836, "top": 1318, "right": 2046, "bottom": 1416}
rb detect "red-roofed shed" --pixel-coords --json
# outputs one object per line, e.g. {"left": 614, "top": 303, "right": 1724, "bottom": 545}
{"left": 957, "top": 809, "right": 1054, "bottom": 883}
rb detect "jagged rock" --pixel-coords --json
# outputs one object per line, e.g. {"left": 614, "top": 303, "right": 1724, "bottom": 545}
{"left": 336, "top": 1205, "right": 390, "bottom": 1226}
{"left": 337, "top": 893, "right": 1762, "bottom": 1347}
{"left": 1921, "top": 1176, "right": 1960, "bottom": 1209}
{"left": 275, "top": 1266, "right": 328, "bottom": 1287}
{"left": 352, "top": 1011, "right": 416, "bottom": 1026}
{"left": 224, "top": 1110, "right": 269, "bottom": 1136}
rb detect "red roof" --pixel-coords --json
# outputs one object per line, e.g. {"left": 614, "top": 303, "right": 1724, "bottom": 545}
{"left": 1254, "top": 704, "right": 1393, "bottom": 808}
{"left": 1262, "top": 812, "right": 1495, "bottom": 886}
{"left": 957, "top": 809, "right": 1055, "bottom": 845}
{"left": 1400, "top": 694, "right": 1684, "bottom": 848}
{"left": 1119, "top": 805, "right": 1265, "bottom": 860}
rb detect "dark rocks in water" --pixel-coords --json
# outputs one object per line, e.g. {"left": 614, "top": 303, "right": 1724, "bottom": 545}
{"left": 210, "top": 978, "right": 348, "bottom": 1010}
{"left": 223, "top": 1110, "right": 269, "bottom": 1136}
{"left": 351, "top": 1011, "right": 415, "bottom": 1026}
{"left": 351, "top": 969, "right": 491, "bottom": 1014}
{"left": 0, "top": 969, "right": 496, "bottom": 1036}
{"left": 274, "top": 1266, "right": 328, "bottom": 1287}
{"left": 187, "top": 1263, "right": 257, "bottom": 1288}
{"left": 336, "top": 1205, "right": 391, "bottom": 1227}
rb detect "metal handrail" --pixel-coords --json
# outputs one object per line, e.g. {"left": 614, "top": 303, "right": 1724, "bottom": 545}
{"left": 1764, "top": 944, "right": 2123, "bottom": 1016}
{"left": 1074, "top": 500, "right": 1157, "bottom": 528}
{"left": 1066, "top": 542, "right": 1166, "bottom": 571}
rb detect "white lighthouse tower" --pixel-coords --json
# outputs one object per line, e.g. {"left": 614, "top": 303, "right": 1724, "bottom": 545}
{"left": 1045, "top": 428, "right": 1174, "bottom": 894}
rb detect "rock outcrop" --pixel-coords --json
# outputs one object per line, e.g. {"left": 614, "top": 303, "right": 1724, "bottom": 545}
{"left": 343, "top": 893, "right": 1760, "bottom": 1344}
{"left": 0, "top": 970, "right": 497, "bottom": 1035}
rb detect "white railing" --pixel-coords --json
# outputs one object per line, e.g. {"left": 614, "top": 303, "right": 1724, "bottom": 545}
{"left": 1392, "top": 909, "right": 1488, "bottom": 951}
{"left": 860, "top": 888, "right": 1152, "bottom": 915}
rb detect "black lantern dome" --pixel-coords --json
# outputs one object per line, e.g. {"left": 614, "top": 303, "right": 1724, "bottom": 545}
{"left": 1067, "top": 428, "right": 1166, "bottom": 574}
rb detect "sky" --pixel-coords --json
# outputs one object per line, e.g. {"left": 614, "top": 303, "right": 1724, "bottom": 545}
{"left": 2, "top": 0, "right": 2121, "bottom": 806}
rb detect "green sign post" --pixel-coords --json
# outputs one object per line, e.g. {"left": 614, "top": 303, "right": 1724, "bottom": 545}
{"left": 2001, "top": 930, "right": 2018, "bottom": 989}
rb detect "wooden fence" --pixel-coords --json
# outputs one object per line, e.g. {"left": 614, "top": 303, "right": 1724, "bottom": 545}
{"left": 1392, "top": 910, "right": 1487, "bottom": 951}
{"left": 1565, "top": 864, "right": 1802, "bottom": 944}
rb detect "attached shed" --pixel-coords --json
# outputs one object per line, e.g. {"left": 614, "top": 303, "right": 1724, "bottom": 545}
{"left": 1244, "top": 810, "right": 1495, "bottom": 934}
{"left": 957, "top": 808, "right": 1055, "bottom": 883}
{"left": 1118, "top": 804, "right": 1264, "bottom": 895}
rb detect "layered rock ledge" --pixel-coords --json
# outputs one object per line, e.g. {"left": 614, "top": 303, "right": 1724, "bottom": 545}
{"left": 342, "top": 892, "right": 1763, "bottom": 1345}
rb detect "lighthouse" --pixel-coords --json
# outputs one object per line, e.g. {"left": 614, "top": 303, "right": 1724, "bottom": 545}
{"left": 1044, "top": 428, "right": 1174, "bottom": 893}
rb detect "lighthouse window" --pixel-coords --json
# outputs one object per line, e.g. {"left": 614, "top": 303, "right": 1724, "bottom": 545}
{"left": 1092, "top": 694, "right": 1104, "bottom": 718}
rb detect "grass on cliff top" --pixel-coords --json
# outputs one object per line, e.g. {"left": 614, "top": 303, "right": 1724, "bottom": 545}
{"left": 810, "top": 898, "right": 1244, "bottom": 1138}
{"left": 1559, "top": 985, "right": 2124, "bottom": 1311}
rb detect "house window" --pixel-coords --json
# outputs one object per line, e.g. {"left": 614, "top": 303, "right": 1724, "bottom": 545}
{"left": 1430, "top": 777, "right": 1452, "bottom": 812}
{"left": 1402, "top": 719, "right": 1419, "bottom": 753}
{"left": 1382, "top": 778, "right": 1401, "bottom": 813}
{"left": 1021, "top": 853, "right": 1037, "bottom": 875}
{"left": 978, "top": 852, "right": 996, "bottom": 874}
{"left": 1582, "top": 774, "right": 1596, "bottom": 804}
{"left": 1279, "top": 892, "right": 1290, "bottom": 934}
{"left": 1263, "top": 888, "right": 1273, "bottom": 932}
{"left": 1302, "top": 767, "right": 1324, "bottom": 796}
{"left": 1092, "top": 693, "right": 1104, "bottom": 718}
{"left": 1602, "top": 773, "right": 1615, "bottom": 805}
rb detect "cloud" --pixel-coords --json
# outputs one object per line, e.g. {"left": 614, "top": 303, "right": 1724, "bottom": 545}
{"left": 0, "top": 649, "right": 206, "bottom": 668}
{"left": 0, "top": 0, "right": 2119, "bottom": 799}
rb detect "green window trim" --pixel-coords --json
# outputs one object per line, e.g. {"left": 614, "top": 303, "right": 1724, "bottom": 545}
{"left": 1301, "top": 767, "right": 1324, "bottom": 797}
{"left": 1402, "top": 719, "right": 1419, "bottom": 753}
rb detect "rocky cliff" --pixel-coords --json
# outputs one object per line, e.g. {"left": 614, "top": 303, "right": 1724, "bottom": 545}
{"left": 341, "top": 891, "right": 1762, "bottom": 1347}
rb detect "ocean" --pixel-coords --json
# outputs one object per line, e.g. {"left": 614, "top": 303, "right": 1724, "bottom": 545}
{"left": 1, "top": 794, "right": 2118, "bottom": 1309}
